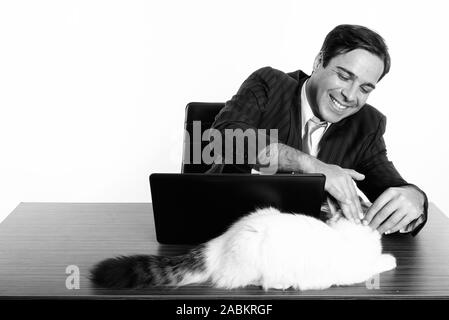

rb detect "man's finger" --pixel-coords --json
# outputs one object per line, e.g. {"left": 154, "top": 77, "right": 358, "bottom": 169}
{"left": 377, "top": 208, "right": 407, "bottom": 234}
{"left": 346, "top": 192, "right": 360, "bottom": 223}
{"left": 340, "top": 181, "right": 359, "bottom": 223}
{"left": 369, "top": 199, "right": 401, "bottom": 230}
{"left": 345, "top": 169, "right": 365, "bottom": 181}
{"left": 388, "top": 216, "right": 413, "bottom": 234}
{"left": 348, "top": 179, "right": 363, "bottom": 221}
{"left": 328, "top": 186, "right": 353, "bottom": 221}
{"left": 340, "top": 203, "right": 355, "bottom": 222}
{"left": 356, "top": 198, "right": 364, "bottom": 220}
{"left": 327, "top": 185, "right": 351, "bottom": 205}
{"left": 363, "top": 189, "right": 394, "bottom": 225}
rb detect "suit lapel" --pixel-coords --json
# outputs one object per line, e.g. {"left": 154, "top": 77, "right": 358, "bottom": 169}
{"left": 318, "top": 115, "right": 350, "bottom": 164}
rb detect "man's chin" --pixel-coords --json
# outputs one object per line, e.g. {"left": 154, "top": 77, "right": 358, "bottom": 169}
{"left": 323, "top": 105, "right": 360, "bottom": 123}
{"left": 320, "top": 109, "right": 343, "bottom": 123}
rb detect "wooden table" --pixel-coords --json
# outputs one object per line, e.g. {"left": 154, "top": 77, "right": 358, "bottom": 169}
{"left": 0, "top": 202, "right": 448, "bottom": 299}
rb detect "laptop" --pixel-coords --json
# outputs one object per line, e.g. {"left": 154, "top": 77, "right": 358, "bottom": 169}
{"left": 149, "top": 173, "right": 325, "bottom": 244}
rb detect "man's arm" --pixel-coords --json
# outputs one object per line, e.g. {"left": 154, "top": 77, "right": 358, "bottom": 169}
{"left": 258, "top": 143, "right": 366, "bottom": 223}
{"left": 354, "top": 116, "right": 427, "bottom": 236}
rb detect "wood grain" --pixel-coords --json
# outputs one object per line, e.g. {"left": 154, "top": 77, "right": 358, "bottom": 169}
{"left": 0, "top": 202, "right": 448, "bottom": 299}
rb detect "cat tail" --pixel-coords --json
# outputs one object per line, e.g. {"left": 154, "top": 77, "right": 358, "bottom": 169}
{"left": 90, "top": 244, "right": 209, "bottom": 288}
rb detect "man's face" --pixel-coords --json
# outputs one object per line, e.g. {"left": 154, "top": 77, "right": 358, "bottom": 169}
{"left": 307, "top": 49, "right": 384, "bottom": 123}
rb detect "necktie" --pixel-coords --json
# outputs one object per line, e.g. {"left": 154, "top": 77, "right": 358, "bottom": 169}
{"left": 302, "top": 117, "right": 327, "bottom": 156}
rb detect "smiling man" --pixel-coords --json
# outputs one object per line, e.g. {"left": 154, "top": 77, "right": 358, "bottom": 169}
{"left": 210, "top": 24, "right": 427, "bottom": 235}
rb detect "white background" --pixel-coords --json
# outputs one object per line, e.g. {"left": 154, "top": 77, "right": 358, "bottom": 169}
{"left": 1, "top": 0, "right": 448, "bottom": 223}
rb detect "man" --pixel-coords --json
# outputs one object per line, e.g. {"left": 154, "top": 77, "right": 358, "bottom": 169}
{"left": 209, "top": 24, "right": 427, "bottom": 236}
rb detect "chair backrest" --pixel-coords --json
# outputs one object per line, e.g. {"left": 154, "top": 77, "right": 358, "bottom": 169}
{"left": 182, "top": 102, "right": 225, "bottom": 173}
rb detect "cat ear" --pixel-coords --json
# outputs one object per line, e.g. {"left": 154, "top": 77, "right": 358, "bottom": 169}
{"left": 326, "top": 196, "right": 340, "bottom": 215}
{"left": 321, "top": 196, "right": 343, "bottom": 222}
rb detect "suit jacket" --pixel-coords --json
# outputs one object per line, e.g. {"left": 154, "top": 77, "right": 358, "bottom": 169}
{"left": 210, "top": 66, "right": 427, "bottom": 236}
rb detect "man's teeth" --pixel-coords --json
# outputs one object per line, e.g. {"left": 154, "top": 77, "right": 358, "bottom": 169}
{"left": 330, "top": 96, "right": 348, "bottom": 110}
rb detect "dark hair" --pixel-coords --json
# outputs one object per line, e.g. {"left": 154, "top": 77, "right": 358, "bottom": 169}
{"left": 320, "top": 24, "right": 391, "bottom": 81}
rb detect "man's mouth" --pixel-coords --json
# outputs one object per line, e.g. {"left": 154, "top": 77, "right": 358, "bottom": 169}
{"left": 329, "top": 95, "right": 351, "bottom": 112}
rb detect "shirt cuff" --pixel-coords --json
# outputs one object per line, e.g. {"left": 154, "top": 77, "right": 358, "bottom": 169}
{"left": 397, "top": 183, "right": 429, "bottom": 235}
{"left": 399, "top": 213, "right": 426, "bottom": 233}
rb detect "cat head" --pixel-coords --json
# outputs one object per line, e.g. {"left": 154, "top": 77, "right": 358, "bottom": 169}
{"left": 323, "top": 195, "right": 380, "bottom": 238}
{"left": 320, "top": 195, "right": 371, "bottom": 221}
{"left": 326, "top": 212, "right": 382, "bottom": 256}
{"left": 322, "top": 196, "right": 382, "bottom": 255}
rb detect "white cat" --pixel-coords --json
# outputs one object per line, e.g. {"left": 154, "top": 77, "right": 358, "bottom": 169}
{"left": 91, "top": 205, "right": 396, "bottom": 291}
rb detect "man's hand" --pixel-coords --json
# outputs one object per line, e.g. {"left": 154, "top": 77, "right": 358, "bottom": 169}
{"left": 309, "top": 159, "right": 365, "bottom": 223}
{"left": 362, "top": 186, "right": 424, "bottom": 234}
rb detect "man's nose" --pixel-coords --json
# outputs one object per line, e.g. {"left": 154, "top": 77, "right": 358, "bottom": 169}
{"left": 341, "top": 84, "right": 357, "bottom": 103}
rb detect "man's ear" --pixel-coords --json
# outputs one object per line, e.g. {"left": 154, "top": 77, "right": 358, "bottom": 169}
{"left": 313, "top": 52, "right": 324, "bottom": 72}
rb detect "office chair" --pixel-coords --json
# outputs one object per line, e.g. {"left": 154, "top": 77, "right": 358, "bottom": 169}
{"left": 182, "top": 102, "right": 225, "bottom": 173}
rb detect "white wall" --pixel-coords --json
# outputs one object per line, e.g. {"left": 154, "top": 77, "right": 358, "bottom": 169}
{"left": 1, "top": 0, "right": 448, "bottom": 222}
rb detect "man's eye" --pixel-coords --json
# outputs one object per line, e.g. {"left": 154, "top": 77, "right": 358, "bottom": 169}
{"left": 337, "top": 73, "right": 350, "bottom": 81}
{"left": 361, "top": 87, "right": 371, "bottom": 94}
